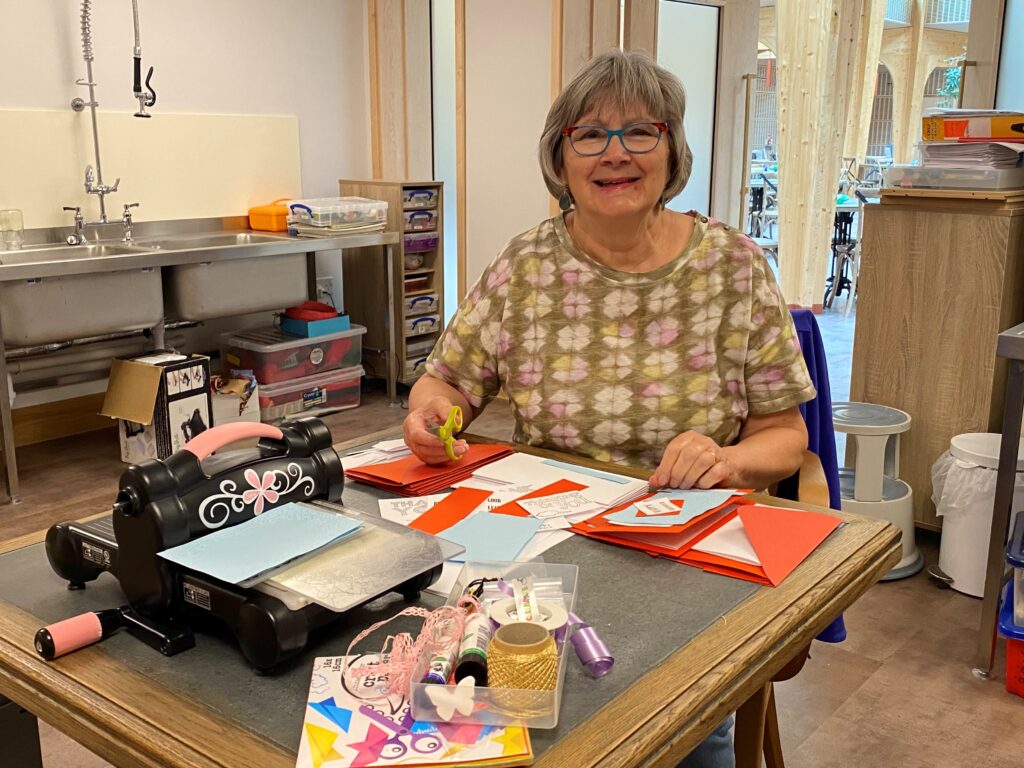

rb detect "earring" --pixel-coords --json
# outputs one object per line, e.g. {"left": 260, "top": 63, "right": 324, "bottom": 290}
{"left": 558, "top": 189, "right": 573, "bottom": 211}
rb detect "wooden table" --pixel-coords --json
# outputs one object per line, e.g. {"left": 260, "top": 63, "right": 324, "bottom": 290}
{"left": 0, "top": 438, "right": 899, "bottom": 768}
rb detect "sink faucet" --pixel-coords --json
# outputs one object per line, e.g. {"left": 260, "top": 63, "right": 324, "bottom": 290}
{"left": 62, "top": 206, "right": 87, "bottom": 245}
{"left": 121, "top": 202, "right": 139, "bottom": 242}
{"left": 84, "top": 165, "right": 119, "bottom": 223}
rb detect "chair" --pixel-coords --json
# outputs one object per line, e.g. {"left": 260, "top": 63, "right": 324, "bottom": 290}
{"left": 824, "top": 211, "right": 856, "bottom": 308}
{"left": 734, "top": 309, "right": 842, "bottom": 768}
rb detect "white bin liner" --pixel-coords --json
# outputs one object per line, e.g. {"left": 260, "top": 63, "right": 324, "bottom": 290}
{"left": 931, "top": 451, "right": 1024, "bottom": 597}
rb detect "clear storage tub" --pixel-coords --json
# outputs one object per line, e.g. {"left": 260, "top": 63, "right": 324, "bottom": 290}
{"left": 883, "top": 164, "right": 1024, "bottom": 190}
{"left": 221, "top": 325, "right": 366, "bottom": 385}
{"left": 405, "top": 314, "right": 440, "bottom": 336}
{"left": 404, "top": 232, "right": 439, "bottom": 252}
{"left": 403, "top": 292, "right": 439, "bottom": 316}
{"left": 409, "top": 561, "right": 578, "bottom": 729}
{"left": 258, "top": 365, "right": 364, "bottom": 422}
{"left": 403, "top": 210, "right": 437, "bottom": 232}
{"left": 403, "top": 188, "right": 438, "bottom": 209}
{"left": 287, "top": 197, "right": 388, "bottom": 228}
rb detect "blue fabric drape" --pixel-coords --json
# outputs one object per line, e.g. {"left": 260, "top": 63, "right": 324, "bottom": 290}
{"left": 781, "top": 309, "right": 846, "bottom": 643}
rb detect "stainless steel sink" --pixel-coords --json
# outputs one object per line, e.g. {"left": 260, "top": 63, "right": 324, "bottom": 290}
{"left": 133, "top": 232, "right": 286, "bottom": 250}
{"left": 0, "top": 243, "right": 145, "bottom": 265}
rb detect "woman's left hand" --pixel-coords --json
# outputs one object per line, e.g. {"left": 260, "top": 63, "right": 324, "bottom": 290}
{"left": 650, "top": 431, "right": 735, "bottom": 490}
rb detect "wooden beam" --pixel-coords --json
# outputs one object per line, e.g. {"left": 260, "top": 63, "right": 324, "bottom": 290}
{"left": 367, "top": 0, "right": 383, "bottom": 178}
{"left": 623, "top": 0, "right": 658, "bottom": 56}
{"left": 592, "top": 0, "right": 621, "bottom": 55}
{"left": 777, "top": 0, "right": 863, "bottom": 307}
{"left": 404, "top": 0, "right": 434, "bottom": 180}
{"left": 844, "top": 0, "right": 886, "bottom": 162}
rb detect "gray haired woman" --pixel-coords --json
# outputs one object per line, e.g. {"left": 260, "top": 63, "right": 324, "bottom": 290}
{"left": 404, "top": 50, "right": 815, "bottom": 766}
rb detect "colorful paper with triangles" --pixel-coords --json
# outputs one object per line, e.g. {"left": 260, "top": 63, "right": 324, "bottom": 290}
{"left": 296, "top": 655, "right": 533, "bottom": 768}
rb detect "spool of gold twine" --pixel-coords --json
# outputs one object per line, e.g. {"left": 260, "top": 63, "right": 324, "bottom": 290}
{"left": 488, "top": 622, "right": 558, "bottom": 718}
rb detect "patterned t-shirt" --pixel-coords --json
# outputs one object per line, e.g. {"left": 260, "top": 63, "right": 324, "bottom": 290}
{"left": 426, "top": 214, "right": 815, "bottom": 469}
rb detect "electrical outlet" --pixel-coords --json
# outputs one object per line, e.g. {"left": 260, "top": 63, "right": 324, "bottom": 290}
{"left": 316, "top": 277, "right": 334, "bottom": 303}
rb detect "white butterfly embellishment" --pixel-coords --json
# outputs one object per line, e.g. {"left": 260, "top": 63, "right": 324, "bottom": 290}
{"left": 424, "top": 675, "right": 476, "bottom": 721}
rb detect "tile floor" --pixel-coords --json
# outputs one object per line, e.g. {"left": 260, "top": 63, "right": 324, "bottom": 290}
{"left": 13, "top": 300, "right": 1024, "bottom": 767}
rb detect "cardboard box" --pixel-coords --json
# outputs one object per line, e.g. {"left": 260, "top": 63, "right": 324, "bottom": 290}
{"left": 280, "top": 313, "right": 351, "bottom": 338}
{"left": 211, "top": 372, "right": 260, "bottom": 427}
{"left": 100, "top": 352, "right": 213, "bottom": 464}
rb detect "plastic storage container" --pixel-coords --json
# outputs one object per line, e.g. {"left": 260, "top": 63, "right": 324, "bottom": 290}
{"left": 258, "top": 365, "right": 364, "bottom": 422}
{"left": 1009, "top": 513, "right": 1024, "bottom": 627}
{"left": 403, "top": 188, "right": 438, "bottom": 209}
{"left": 221, "top": 325, "right": 366, "bottom": 385}
{"left": 404, "top": 275, "right": 431, "bottom": 292}
{"left": 404, "top": 231, "right": 440, "bottom": 252}
{"left": 404, "top": 355, "right": 428, "bottom": 380}
{"left": 247, "top": 198, "right": 290, "bottom": 232}
{"left": 405, "top": 314, "right": 440, "bottom": 336}
{"left": 404, "top": 292, "right": 439, "bottom": 316}
{"left": 883, "top": 164, "right": 1024, "bottom": 190}
{"left": 287, "top": 197, "right": 388, "bottom": 229}
{"left": 998, "top": 581, "right": 1024, "bottom": 697}
{"left": 410, "top": 561, "right": 578, "bottom": 728}
{"left": 403, "top": 210, "right": 437, "bottom": 232}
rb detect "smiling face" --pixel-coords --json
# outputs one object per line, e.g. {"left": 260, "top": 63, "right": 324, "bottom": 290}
{"left": 561, "top": 100, "right": 670, "bottom": 222}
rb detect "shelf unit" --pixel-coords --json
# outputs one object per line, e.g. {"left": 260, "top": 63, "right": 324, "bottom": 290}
{"left": 338, "top": 179, "right": 444, "bottom": 398}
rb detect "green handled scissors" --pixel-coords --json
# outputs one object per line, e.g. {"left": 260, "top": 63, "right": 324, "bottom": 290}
{"left": 432, "top": 405, "right": 464, "bottom": 461}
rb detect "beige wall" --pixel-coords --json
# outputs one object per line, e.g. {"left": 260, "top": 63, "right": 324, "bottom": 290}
{"left": 463, "top": 0, "right": 554, "bottom": 293}
{"left": 0, "top": 0, "right": 371, "bottom": 228}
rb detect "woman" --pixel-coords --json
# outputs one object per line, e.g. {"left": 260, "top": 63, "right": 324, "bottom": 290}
{"left": 404, "top": 51, "right": 814, "bottom": 766}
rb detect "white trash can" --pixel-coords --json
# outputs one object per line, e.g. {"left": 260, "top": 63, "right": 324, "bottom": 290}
{"left": 932, "top": 433, "right": 1024, "bottom": 597}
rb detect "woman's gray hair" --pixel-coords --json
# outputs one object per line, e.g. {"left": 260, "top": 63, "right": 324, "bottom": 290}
{"left": 538, "top": 50, "right": 693, "bottom": 205}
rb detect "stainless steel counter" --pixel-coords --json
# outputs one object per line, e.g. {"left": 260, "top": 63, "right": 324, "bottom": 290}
{"left": 0, "top": 217, "right": 400, "bottom": 505}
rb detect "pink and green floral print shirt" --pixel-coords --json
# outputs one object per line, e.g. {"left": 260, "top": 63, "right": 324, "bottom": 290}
{"left": 426, "top": 214, "right": 815, "bottom": 469}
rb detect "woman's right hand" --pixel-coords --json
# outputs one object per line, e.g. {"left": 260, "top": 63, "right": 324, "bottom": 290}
{"left": 403, "top": 395, "right": 469, "bottom": 465}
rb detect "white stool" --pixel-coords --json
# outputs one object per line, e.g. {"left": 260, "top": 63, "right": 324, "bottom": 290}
{"left": 833, "top": 402, "right": 923, "bottom": 580}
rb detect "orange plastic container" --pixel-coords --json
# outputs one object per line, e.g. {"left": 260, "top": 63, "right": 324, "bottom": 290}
{"left": 248, "top": 198, "right": 291, "bottom": 232}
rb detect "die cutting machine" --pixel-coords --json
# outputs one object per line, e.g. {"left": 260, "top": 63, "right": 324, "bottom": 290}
{"left": 44, "top": 418, "right": 450, "bottom": 671}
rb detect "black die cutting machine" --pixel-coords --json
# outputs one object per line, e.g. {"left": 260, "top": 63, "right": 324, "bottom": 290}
{"left": 43, "top": 418, "right": 450, "bottom": 672}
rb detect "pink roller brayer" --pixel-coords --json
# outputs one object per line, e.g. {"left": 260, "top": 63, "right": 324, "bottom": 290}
{"left": 34, "top": 609, "right": 123, "bottom": 660}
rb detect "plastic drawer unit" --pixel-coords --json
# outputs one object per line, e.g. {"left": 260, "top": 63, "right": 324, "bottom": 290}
{"left": 402, "top": 187, "right": 438, "bottom": 209}
{"left": 403, "top": 210, "right": 437, "bottom": 232}
{"left": 403, "top": 292, "right": 439, "bottom": 317}
{"left": 0, "top": 267, "right": 164, "bottom": 347}
{"left": 258, "top": 365, "right": 364, "bottom": 423}
{"left": 404, "top": 314, "right": 440, "bottom": 337}
{"left": 222, "top": 325, "right": 366, "bottom": 385}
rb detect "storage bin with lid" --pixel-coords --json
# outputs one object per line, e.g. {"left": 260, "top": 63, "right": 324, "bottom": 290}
{"left": 403, "top": 209, "right": 437, "bottom": 232}
{"left": 287, "top": 197, "right": 388, "bottom": 228}
{"left": 403, "top": 292, "right": 438, "bottom": 317}
{"left": 221, "top": 325, "right": 366, "bottom": 385}
{"left": 258, "top": 365, "right": 364, "bottom": 423}
{"left": 402, "top": 187, "right": 438, "bottom": 209}
{"left": 248, "top": 198, "right": 291, "bottom": 232}
{"left": 883, "top": 164, "right": 1024, "bottom": 191}
{"left": 405, "top": 314, "right": 440, "bottom": 336}
{"left": 404, "top": 231, "right": 439, "bottom": 252}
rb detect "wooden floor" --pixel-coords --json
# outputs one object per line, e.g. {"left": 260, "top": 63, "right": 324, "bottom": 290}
{"left": 3, "top": 382, "right": 1019, "bottom": 768}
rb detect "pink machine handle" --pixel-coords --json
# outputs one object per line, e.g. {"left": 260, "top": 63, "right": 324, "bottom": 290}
{"left": 183, "top": 423, "right": 285, "bottom": 461}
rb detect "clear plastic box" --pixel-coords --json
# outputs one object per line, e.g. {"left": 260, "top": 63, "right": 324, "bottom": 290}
{"left": 1007, "top": 512, "right": 1024, "bottom": 626}
{"left": 404, "top": 314, "right": 440, "bottom": 336}
{"left": 404, "top": 231, "right": 440, "bottom": 252}
{"left": 287, "top": 197, "right": 388, "bottom": 228}
{"left": 403, "top": 188, "right": 439, "bottom": 209}
{"left": 404, "top": 209, "right": 438, "bottom": 232}
{"left": 257, "top": 364, "right": 364, "bottom": 422}
{"left": 403, "top": 292, "right": 439, "bottom": 317}
{"left": 883, "top": 164, "right": 1024, "bottom": 190}
{"left": 410, "top": 561, "right": 579, "bottom": 729}
{"left": 221, "top": 325, "right": 366, "bottom": 385}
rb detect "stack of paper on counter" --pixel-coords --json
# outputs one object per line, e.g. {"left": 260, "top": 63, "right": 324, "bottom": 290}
{"left": 343, "top": 439, "right": 413, "bottom": 469}
{"left": 297, "top": 655, "right": 533, "bottom": 768}
{"left": 573, "top": 493, "right": 842, "bottom": 586}
{"left": 345, "top": 445, "right": 514, "bottom": 495}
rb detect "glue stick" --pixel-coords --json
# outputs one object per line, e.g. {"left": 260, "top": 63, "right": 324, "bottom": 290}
{"left": 454, "top": 611, "right": 492, "bottom": 685}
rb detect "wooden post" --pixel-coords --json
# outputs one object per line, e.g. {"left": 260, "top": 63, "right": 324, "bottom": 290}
{"left": 843, "top": 0, "right": 886, "bottom": 163}
{"left": 623, "top": 0, "right": 658, "bottom": 56}
{"left": 776, "top": 0, "right": 863, "bottom": 308}
{"left": 890, "top": 0, "right": 927, "bottom": 164}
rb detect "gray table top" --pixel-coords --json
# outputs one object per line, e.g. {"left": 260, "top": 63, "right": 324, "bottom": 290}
{"left": 0, "top": 471, "right": 758, "bottom": 757}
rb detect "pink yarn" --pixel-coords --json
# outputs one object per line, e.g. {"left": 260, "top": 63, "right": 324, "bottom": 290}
{"left": 344, "top": 594, "right": 479, "bottom": 699}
